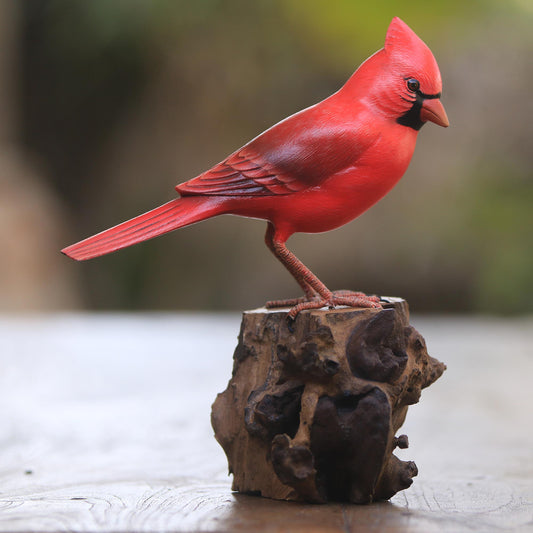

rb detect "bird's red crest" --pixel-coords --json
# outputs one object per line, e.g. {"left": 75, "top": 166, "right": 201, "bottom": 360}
{"left": 384, "top": 17, "right": 423, "bottom": 53}
{"left": 383, "top": 17, "right": 442, "bottom": 96}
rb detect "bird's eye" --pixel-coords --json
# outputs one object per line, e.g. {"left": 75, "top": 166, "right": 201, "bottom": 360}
{"left": 406, "top": 78, "right": 420, "bottom": 92}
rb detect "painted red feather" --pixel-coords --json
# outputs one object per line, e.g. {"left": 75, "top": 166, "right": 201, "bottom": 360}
{"left": 62, "top": 197, "right": 220, "bottom": 261}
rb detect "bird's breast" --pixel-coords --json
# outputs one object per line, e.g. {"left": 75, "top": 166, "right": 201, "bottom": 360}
{"left": 349, "top": 129, "right": 417, "bottom": 190}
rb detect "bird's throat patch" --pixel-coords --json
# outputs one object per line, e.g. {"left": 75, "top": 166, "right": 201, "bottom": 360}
{"left": 396, "top": 101, "right": 424, "bottom": 131}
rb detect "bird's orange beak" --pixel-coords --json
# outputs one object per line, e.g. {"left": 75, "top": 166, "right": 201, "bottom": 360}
{"left": 420, "top": 99, "right": 449, "bottom": 128}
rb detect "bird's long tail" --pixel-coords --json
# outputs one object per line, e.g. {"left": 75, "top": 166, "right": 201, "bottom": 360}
{"left": 62, "top": 196, "right": 219, "bottom": 261}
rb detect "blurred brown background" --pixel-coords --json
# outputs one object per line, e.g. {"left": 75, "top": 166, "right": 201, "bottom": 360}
{"left": 1, "top": 0, "right": 531, "bottom": 313}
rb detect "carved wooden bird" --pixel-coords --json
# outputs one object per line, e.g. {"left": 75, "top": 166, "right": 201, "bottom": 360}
{"left": 63, "top": 17, "right": 448, "bottom": 318}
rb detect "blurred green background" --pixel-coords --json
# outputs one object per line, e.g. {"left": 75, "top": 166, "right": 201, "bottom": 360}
{"left": 1, "top": 0, "right": 531, "bottom": 314}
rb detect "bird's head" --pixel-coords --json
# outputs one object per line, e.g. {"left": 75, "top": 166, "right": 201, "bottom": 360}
{"left": 348, "top": 17, "right": 449, "bottom": 130}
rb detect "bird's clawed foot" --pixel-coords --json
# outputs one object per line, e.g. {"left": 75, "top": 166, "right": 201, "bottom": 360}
{"left": 265, "top": 296, "right": 309, "bottom": 309}
{"left": 266, "top": 290, "right": 382, "bottom": 322}
{"left": 330, "top": 289, "right": 380, "bottom": 302}
{"left": 285, "top": 293, "right": 382, "bottom": 320}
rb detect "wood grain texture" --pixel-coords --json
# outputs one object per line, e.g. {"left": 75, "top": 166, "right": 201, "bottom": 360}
{"left": 212, "top": 302, "right": 445, "bottom": 503}
{"left": 0, "top": 313, "right": 531, "bottom": 532}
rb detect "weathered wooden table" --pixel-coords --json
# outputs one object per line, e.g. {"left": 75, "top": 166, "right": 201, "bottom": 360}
{"left": 0, "top": 313, "right": 531, "bottom": 532}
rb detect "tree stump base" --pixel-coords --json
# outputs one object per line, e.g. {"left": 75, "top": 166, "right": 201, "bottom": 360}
{"left": 211, "top": 297, "right": 446, "bottom": 504}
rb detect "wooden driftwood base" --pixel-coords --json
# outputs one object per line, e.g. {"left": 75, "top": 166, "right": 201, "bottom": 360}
{"left": 211, "top": 298, "right": 446, "bottom": 504}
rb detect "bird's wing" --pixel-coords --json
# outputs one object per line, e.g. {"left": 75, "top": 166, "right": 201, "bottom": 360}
{"left": 176, "top": 148, "right": 304, "bottom": 197}
{"left": 177, "top": 103, "right": 370, "bottom": 197}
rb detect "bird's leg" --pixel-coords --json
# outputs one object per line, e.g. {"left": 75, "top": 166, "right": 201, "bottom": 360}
{"left": 264, "top": 223, "right": 318, "bottom": 307}
{"left": 263, "top": 223, "right": 381, "bottom": 318}
{"left": 264, "top": 225, "right": 321, "bottom": 303}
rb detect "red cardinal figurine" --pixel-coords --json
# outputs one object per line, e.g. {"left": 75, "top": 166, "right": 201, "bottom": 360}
{"left": 63, "top": 17, "right": 448, "bottom": 318}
